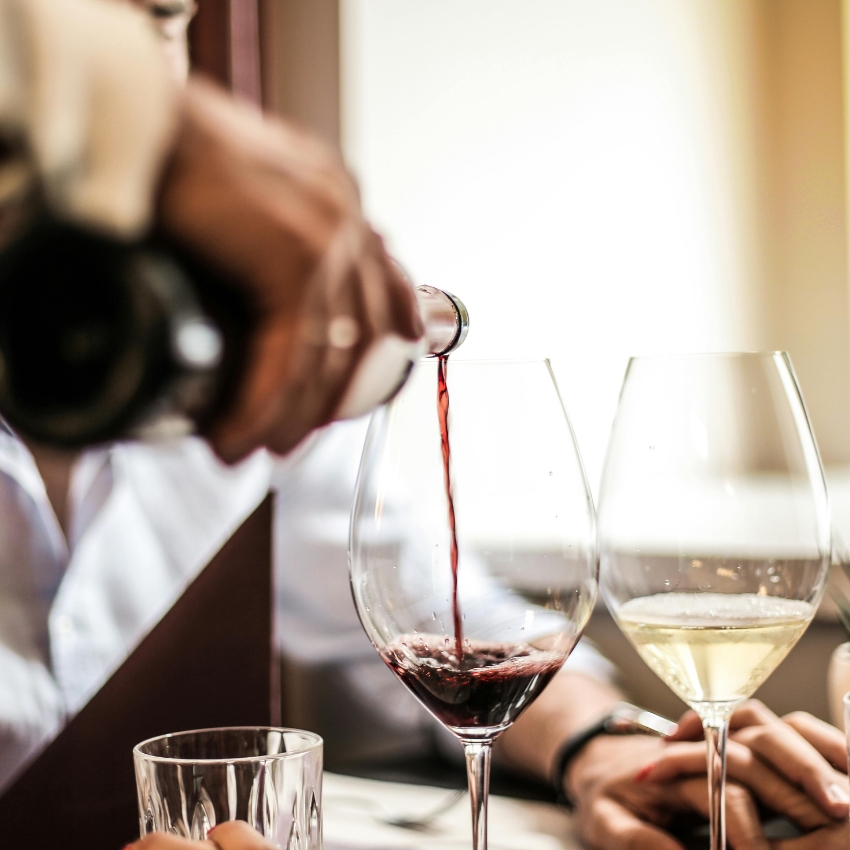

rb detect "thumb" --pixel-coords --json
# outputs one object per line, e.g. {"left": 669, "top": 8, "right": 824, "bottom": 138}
{"left": 581, "top": 797, "right": 685, "bottom": 850}
{"left": 206, "top": 821, "right": 275, "bottom": 850}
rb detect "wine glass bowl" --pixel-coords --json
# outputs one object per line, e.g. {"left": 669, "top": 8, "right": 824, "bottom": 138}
{"left": 350, "top": 358, "right": 597, "bottom": 847}
{"left": 598, "top": 352, "right": 830, "bottom": 849}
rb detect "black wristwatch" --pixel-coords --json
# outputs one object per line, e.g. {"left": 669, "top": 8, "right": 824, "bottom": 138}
{"left": 551, "top": 702, "right": 676, "bottom": 809}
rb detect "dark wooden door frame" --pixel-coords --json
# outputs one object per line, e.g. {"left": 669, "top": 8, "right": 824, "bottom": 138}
{"left": 189, "top": 0, "right": 342, "bottom": 144}
{"left": 189, "top": 0, "right": 263, "bottom": 106}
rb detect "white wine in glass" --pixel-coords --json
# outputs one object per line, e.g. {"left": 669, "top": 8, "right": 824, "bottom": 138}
{"left": 598, "top": 353, "right": 830, "bottom": 850}
{"left": 618, "top": 593, "right": 814, "bottom": 707}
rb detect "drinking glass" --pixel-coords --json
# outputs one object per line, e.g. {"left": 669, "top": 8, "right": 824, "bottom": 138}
{"left": 350, "top": 358, "right": 597, "bottom": 850}
{"left": 598, "top": 353, "right": 830, "bottom": 850}
{"left": 134, "top": 727, "right": 322, "bottom": 849}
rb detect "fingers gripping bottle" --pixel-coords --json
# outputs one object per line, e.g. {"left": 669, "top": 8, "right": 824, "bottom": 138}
{"left": 0, "top": 220, "right": 468, "bottom": 448}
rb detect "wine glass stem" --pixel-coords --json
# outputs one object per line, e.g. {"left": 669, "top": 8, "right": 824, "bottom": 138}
{"left": 463, "top": 741, "right": 492, "bottom": 850}
{"left": 704, "top": 718, "right": 730, "bottom": 850}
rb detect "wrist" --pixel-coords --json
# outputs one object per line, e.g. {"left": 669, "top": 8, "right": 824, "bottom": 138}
{"left": 497, "top": 673, "right": 621, "bottom": 779}
{"left": 563, "top": 733, "right": 620, "bottom": 804}
{"left": 551, "top": 702, "right": 676, "bottom": 808}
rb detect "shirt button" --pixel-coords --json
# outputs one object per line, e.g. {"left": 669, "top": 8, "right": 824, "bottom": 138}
{"left": 55, "top": 614, "right": 76, "bottom": 639}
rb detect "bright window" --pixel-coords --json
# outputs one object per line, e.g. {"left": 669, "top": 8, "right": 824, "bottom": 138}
{"left": 339, "top": 0, "right": 847, "bottom": 489}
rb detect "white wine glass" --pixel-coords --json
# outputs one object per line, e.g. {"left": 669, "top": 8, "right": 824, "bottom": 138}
{"left": 349, "top": 358, "right": 597, "bottom": 850}
{"left": 598, "top": 352, "right": 830, "bottom": 850}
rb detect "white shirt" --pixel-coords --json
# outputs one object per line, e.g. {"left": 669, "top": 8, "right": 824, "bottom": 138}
{"left": 0, "top": 430, "right": 271, "bottom": 792}
{"left": 0, "top": 418, "right": 612, "bottom": 791}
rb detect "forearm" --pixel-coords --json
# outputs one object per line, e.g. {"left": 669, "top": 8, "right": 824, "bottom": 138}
{"left": 495, "top": 671, "right": 623, "bottom": 781}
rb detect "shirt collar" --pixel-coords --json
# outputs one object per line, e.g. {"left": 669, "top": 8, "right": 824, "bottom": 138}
{"left": 0, "top": 429, "right": 116, "bottom": 559}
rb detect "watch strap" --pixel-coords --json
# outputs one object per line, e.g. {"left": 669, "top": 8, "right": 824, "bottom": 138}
{"left": 551, "top": 716, "right": 610, "bottom": 808}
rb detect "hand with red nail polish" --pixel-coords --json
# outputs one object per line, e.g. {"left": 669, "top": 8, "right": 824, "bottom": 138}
{"left": 564, "top": 699, "right": 850, "bottom": 849}
{"left": 654, "top": 700, "right": 850, "bottom": 849}
{"left": 633, "top": 762, "right": 656, "bottom": 783}
{"left": 569, "top": 731, "right": 807, "bottom": 850}
{"left": 565, "top": 734, "right": 688, "bottom": 850}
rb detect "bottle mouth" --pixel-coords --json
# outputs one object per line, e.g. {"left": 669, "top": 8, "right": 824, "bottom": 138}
{"left": 441, "top": 289, "right": 469, "bottom": 354}
{"left": 415, "top": 285, "right": 470, "bottom": 356}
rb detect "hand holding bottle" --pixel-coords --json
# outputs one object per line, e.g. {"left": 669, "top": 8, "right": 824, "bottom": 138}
{"left": 158, "top": 79, "right": 423, "bottom": 460}
{"left": 0, "top": 0, "right": 443, "bottom": 456}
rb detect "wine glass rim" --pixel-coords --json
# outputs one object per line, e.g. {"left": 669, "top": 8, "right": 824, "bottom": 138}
{"left": 628, "top": 351, "right": 787, "bottom": 362}
{"left": 133, "top": 726, "right": 323, "bottom": 763}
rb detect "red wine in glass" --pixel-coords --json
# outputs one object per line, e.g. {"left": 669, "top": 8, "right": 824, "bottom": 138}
{"left": 421, "top": 357, "right": 567, "bottom": 730}
{"left": 382, "top": 636, "right": 566, "bottom": 730}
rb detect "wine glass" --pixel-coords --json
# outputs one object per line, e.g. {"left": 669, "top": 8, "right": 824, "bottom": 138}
{"left": 598, "top": 353, "right": 830, "bottom": 850}
{"left": 349, "top": 358, "right": 597, "bottom": 850}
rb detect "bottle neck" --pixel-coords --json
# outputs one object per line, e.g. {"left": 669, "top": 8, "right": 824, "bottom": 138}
{"left": 416, "top": 285, "right": 470, "bottom": 356}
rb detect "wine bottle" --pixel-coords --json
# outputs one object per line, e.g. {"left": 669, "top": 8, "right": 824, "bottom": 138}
{"left": 0, "top": 217, "right": 468, "bottom": 447}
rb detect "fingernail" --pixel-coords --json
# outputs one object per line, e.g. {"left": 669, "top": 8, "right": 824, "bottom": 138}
{"left": 208, "top": 825, "right": 219, "bottom": 835}
{"left": 634, "top": 763, "right": 655, "bottom": 783}
{"left": 827, "top": 783, "right": 850, "bottom": 805}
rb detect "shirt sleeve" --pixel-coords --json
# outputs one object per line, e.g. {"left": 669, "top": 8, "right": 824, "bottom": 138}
{"left": 273, "top": 418, "right": 616, "bottom": 731}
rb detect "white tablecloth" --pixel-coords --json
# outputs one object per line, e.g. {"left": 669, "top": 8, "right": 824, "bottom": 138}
{"left": 322, "top": 772, "right": 582, "bottom": 850}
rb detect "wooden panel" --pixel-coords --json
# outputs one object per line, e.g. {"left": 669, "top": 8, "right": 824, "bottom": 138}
{"left": 189, "top": 0, "right": 263, "bottom": 105}
{"left": 0, "top": 496, "right": 276, "bottom": 850}
{"left": 189, "top": 1, "right": 341, "bottom": 132}
{"left": 265, "top": 0, "right": 341, "bottom": 144}
{"left": 230, "top": 0, "right": 262, "bottom": 103}
{"left": 756, "top": 0, "right": 849, "bottom": 464}
{"left": 258, "top": 0, "right": 281, "bottom": 111}
{"left": 189, "top": 0, "right": 231, "bottom": 88}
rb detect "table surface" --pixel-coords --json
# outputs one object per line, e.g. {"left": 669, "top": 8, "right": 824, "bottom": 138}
{"left": 322, "top": 771, "right": 582, "bottom": 850}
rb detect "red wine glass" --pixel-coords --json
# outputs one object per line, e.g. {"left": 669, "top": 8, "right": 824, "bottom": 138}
{"left": 349, "top": 359, "right": 597, "bottom": 850}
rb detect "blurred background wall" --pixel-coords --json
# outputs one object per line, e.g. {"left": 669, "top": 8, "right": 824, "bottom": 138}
{"left": 263, "top": 0, "right": 850, "bottom": 486}
{"left": 338, "top": 0, "right": 850, "bottom": 489}
{"left": 262, "top": 0, "right": 850, "bottom": 723}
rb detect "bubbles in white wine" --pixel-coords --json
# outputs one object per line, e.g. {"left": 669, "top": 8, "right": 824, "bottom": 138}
{"left": 617, "top": 593, "right": 814, "bottom": 708}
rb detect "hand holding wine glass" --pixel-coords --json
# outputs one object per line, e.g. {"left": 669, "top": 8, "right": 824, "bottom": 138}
{"left": 598, "top": 353, "right": 831, "bottom": 850}
{"left": 350, "top": 358, "right": 597, "bottom": 850}
{"left": 566, "top": 702, "right": 848, "bottom": 850}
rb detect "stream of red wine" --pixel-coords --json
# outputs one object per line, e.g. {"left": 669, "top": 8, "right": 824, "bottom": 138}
{"left": 437, "top": 355, "right": 463, "bottom": 661}
{"left": 378, "top": 356, "right": 570, "bottom": 732}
